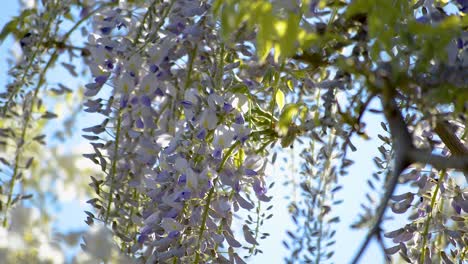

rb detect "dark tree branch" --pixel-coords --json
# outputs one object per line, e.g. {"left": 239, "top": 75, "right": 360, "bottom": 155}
{"left": 434, "top": 119, "right": 468, "bottom": 181}
{"left": 434, "top": 120, "right": 468, "bottom": 156}
{"left": 352, "top": 89, "right": 412, "bottom": 264}
{"left": 352, "top": 90, "right": 468, "bottom": 264}
{"left": 409, "top": 149, "right": 468, "bottom": 171}
{"left": 375, "top": 228, "right": 392, "bottom": 264}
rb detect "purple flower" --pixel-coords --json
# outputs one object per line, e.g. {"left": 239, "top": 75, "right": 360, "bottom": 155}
{"left": 155, "top": 88, "right": 164, "bottom": 96}
{"left": 179, "top": 189, "right": 191, "bottom": 200}
{"left": 157, "top": 170, "right": 171, "bottom": 181}
{"left": 235, "top": 114, "right": 245, "bottom": 124}
{"left": 213, "top": 148, "right": 222, "bottom": 159}
{"left": 240, "top": 135, "right": 249, "bottom": 143}
{"left": 178, "top": 174, "right": 187, "bottom": 184}
{"left": 164, "top": 208, "right": 179, "bottom": 219}
{"left": 168, "top": 230, "right": 180, "bottom": 239}
{"left": 168, "top": 21, "right": 186, "bottom": 35}
{"left": 136, "top": 117, "right": 144, "bottom": 128}
{"left": 196, "top": 129, "right": 207, "bottom": 140}
{"left": 245, "top": 168, "right": 258, "bottom": 176}
{"left": 80, "top": 7, "right": 89, "bottom": 19}
{"left": 117, "top": 22, "right": 126, "bottom": 30}
{"left": 207, "top": 180, "right": 213, "bottom": 188}
{"left": 243, "top": 79, "right": 254, "bottom": 87}
{"left": 457, "top": 38, "right": 465, "bottom": 49}
{"left": 223, "top": 102, "right": 233, "bottom": 112}
{"left": 181, "top": 100, "right": 193, "bottom": 108}
{"left": 130, "top": 96, "right": 139, "bottom": 105}
{"left": 310, "top": 1, "right": 318, "bottom": 13}
{"left": 94, "top": 75, "right": 108, "bottom": 85}
{"left": 234, "top": 181, "right": 241, "bottom": 193}
{"left": 105, "top": 60, "right": 114, "bottom": 69}
{"left": 253, "top": 179, "right": 266, "bottom": 196}
{"left": 457, "top": 0, "right": 468, "bottom": 12}
{"left": 100, "top": 27, "right": 112, "bottom": 35}
{"left": 418, "top": 209, "right": 426, "bottom": 218}
{"left": 84, "top": 83, "right": 102, "bottom": 97}
{"left": 416, "top": 16, "right": 430, "bottom": 24}
{"left": 150, "top": 64, "right": 159, "bottom": 73}
{"left": 141, "top": 95, "right": 152, "bottom": 107}
{"left": 137, "top": 234, "right": 147, "bottom": 243}
{"left": 120, "top": 97, "right": 128, "bottom": 108}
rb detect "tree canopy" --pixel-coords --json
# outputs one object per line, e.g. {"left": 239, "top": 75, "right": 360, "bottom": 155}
{"left": 0, "top": 0, "right": 467, "bottom": 263}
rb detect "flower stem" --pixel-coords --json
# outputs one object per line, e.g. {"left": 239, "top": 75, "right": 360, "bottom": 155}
{"left": 184, "top": 44, "right": 198, "bottom": 90}
{"left": 2, "top": 2, "right": 113, "bottom": 116}
{"left": 194, "top": 142, "right": 240, "bottom": 263}
{"left": 2, "top": 2, "right": 116, "bottom": 227}
{"left": 248, "top": 201, "right": 262, "bottom": 256}
{"left": 2, "top": 145, "right": 22, "bottom": 227}
{"left": 193, "top": 186, "right": 214, "bottom": 264}
{"left": 420, "top": 170, "right": 445, "bottom": 264}
{"left": 130, "top": 0, "right": 175, "bottom": 57}
{"left": 2, "top": 36, "right": 62, "bottom": 227}
{"left": 1, "top": 4, "right": 56, "bottom": 116}
{"left": 134, "top": 0, "right": 159, "bottom": 44}
{"left": 104, "top": 112, "right": 122, "bottom": 224}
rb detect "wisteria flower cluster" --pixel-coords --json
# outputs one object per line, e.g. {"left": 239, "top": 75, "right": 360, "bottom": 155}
{"left": 78, "top": 0, "right": 468, "bottom": 263}
{"left": 82, "top": 1, "right": 274, "bottom": 262}
{"left": 1, "top": 0, "right": 467, "bottom": 263}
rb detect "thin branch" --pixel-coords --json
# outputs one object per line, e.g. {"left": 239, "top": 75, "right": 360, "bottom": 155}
{"left": 352, "top": 89, "right": 412, "bottom": 264}
{"left": 351, "top": 153, "right": 409, "bottom": 264}
{"left": 375, "top": 228, "right": 391, "bottom": 264}
{"left": 409, "top": 149, "right": 468, "bottom": 171}
{"left": 352, "top": 91, "right": 468, "bottom": 263}
{"left": 434, "top": 120, "right": 468, "bottom": 156}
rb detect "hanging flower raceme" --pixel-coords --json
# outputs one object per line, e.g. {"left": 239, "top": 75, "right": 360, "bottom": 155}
{"left": 82, "top": 1, "right": 274, "bottom": 263}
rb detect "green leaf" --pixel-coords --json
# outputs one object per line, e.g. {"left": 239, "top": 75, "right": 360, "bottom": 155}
{"left": 221, "top": 3, "right": 235, "bottom": 41}
{"left": 261, "top": 68, "right": 274, "bottom": 85}
{"left": 275, "top": 89, "right": 285, "bottom": 111}
{"left": 345, "top": 0, "right": 370, "bottom": 19}
{"left": 235, "top": 148, "right": 245, "bottom": 169}
{"left": 278, "top": 103, "right": 299, "bottom": 136}
{"left": 212, "top": 0, "right": 223, "bottom": 14}
{"left": 0, "top": 9, "right": 36, "bottom": 43}
{"left": 230, "top": 84, "right": 250, "bottom": 95}
{"left": 286, "top": 79, "right": 294, "bottom": 91}
{"left": 256, "top": 2, "right": 273, "bottom": 62}
{"left": 0, "top": 19, "right": 19, "bottom": 44}
{"left": 279, "top": 13, "right": 300, "bottom": 59}
{"left": 63, "top": 12, "right": 75, "bottom": 22}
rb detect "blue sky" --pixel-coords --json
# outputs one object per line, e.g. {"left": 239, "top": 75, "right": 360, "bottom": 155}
{"left": 0, "top": 2, "right": 394, "bottom": 263}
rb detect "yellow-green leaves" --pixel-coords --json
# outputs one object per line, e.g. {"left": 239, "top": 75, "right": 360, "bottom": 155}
{"left": 220, "top": 1, "right": 236, "bottom": 41}
{"left": 277, "top": 103, "right": 300, "bottom": 136}
{"left": 275, "top": 89, "right": 285, "bottom": 112}
{"left": 0, "top": 19, "right": 19, "bottom": 44}
{"left": 214, "top": 0, "right": 311, "bottom": 62}
{"left": 256, "top": 2, "right": 274, "bottom": 62}
{"left": 0, "top": 8, "right": 36, "bottom": 44}
{"left": 275, "top": 13, "right": 300, "bottom": 61}
{"left": 345, "top": 0, "right": 411, "bottom": 58}
{"left": 286, "top": 79, "right": 294, "bottom": 91}
{"left": 277, "top": 103, "right": 305, "bottom": 148}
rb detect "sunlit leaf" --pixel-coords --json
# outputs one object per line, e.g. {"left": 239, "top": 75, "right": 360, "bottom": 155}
{"left": 275, "top": 89, "right": 285, "bottom": 111}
